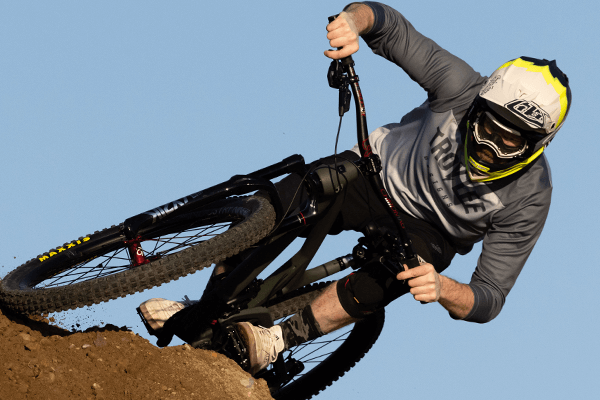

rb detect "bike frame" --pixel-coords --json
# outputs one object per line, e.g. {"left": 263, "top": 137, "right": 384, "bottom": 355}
{"left": 140, "top": 54, "right": 420, "bottom": 386}
{"left": 213, "top": 56, "right": 420, "bottom": 314}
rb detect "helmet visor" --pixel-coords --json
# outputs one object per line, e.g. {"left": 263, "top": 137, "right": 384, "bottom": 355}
{"left": 473, "top": 111, "right": 527, "bottom": 159}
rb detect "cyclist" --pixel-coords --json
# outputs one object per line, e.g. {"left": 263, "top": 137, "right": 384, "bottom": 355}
{"left": 140, "top": 2, "right": 571, "bottom": 376}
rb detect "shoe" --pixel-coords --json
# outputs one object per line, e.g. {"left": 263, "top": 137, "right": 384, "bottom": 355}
{"left": 138, "top": 297, "right": 196, "bottom": 331}
{"left": 235, "top": 322, "right": 285, "bottom": 375}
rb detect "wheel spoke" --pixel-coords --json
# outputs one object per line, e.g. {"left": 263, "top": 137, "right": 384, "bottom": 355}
{"left": 287, "top": 330, "right": 349, "bottom": 362}
{"left": 267, "top": 313, "right": 354, "bottom": 393}
{"left": 146, "top": 222, "right": 232, "bottom": 256}
{"left": 35, "top": 248, "right": 132, "bottom": 288}
{"left": 31, "top": 218, "right": 238, "bottom": 289}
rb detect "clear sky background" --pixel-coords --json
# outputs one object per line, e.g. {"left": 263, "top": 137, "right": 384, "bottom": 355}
{"left": 1, "top": 1, "right": 598, "bottom": 399}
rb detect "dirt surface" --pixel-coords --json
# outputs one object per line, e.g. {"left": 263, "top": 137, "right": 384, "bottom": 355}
{"left": 0, "top": 307, "right": 274, "bottom": 400}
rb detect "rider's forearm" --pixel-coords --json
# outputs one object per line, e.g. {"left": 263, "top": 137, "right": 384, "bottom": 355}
{"left": 343, "top": 3, "right": 375, "bottom": 35}
{"left": 438, "top": 275, "right": 474, "bottom": 320}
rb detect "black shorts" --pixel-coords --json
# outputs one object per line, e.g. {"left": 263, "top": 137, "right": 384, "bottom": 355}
{"left": 275, "top": 151, "right": 457, "bottom": 318}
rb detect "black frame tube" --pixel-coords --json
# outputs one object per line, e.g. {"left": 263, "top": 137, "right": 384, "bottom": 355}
{"left": 122, "top": 154, "right": 307, "bottom": 239}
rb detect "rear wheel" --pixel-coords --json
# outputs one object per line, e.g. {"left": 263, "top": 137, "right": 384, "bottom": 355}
{"left": 265, "top": 282, "right": 385, "bottom": 400}
{"left": 0, "top": 196, "right": 275, "bottom": 314}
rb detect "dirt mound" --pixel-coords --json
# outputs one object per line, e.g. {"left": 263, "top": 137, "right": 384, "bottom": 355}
{"left": 0, "top": 307, "right": 273, "bottom": 400}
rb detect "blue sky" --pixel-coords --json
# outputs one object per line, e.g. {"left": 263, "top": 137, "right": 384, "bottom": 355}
{"left": 1, "top": 1, "right": 598, "bottom": 399}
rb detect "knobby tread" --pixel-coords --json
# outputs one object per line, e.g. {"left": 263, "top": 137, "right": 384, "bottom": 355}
{"left": 0, "top": 196, "right": 275, "bottom": 314}
{"left": 266, "top": 282, "right": 385, "bottom": 400}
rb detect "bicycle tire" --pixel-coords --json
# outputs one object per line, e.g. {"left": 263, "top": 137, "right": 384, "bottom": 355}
{"left": 266, "top": 282, "right": 385, "bottom": 400}
{"left": 0, "top": 196, "right": 275, "bottom": 314}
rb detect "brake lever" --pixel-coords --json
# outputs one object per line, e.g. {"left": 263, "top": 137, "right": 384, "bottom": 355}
{"left": 327, "top": 60, "right": 352, "bottom": 117}
{"left": 327, "top": 15, "right": 353, "bottom": 116}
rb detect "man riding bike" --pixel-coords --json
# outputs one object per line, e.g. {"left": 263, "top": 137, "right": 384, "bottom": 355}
{"left": 140, "top": 1, "right": 572, "bottom": 375}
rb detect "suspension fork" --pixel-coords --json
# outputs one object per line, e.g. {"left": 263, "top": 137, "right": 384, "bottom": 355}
{"left": 125, "top": 236, "right": 150, "bottom": 267}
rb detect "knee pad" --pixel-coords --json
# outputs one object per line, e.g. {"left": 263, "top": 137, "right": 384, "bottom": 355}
{"left": 336, "top": 263, "right": 412, "bottom": 318}
{"left": 336, "top": 271, "right": 388, "bottom": 319}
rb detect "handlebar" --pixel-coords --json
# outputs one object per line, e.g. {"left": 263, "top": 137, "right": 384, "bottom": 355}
{"left": 327, "top": 15, "right": 420, "bottom": 270}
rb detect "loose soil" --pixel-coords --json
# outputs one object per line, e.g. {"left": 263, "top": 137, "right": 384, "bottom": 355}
{"left": 0, "top": 307, "right": 274, "bottom": 400}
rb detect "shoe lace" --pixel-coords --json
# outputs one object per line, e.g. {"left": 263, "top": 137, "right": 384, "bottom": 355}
{"left": 181, "top": 295, "right": 199, "bottom": 307}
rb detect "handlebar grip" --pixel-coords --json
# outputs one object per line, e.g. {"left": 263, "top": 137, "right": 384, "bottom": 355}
{"left": 328, "top": 15, "right": 342, "bottom": 52}
{"left": 327, "top": 15, "right": 355, "bottom": 66}
{"left": 404, "top": 256, "right": 428, "bottom": 305}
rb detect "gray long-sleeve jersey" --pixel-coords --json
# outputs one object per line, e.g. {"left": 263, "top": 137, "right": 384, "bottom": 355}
{"left": 351, "top": 2, "right": 552, "bottom": 323}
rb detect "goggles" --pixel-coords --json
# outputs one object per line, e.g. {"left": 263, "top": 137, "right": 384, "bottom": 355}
{"left": 473, "top": 111, "right": 528, "bottom": 159}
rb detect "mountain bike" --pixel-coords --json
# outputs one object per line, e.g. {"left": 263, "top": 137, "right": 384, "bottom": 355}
{"left": 0, "top": 23, "right": 420, "bottom": 399}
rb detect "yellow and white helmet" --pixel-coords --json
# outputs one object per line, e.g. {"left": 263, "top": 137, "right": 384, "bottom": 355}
{"left": 465, "top": 57, "right": 572, "bottom": 182}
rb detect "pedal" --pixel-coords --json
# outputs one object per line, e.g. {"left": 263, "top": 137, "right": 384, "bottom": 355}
{"left": 220, "top": 325, "right": 250, "bottom": 371}
{"left": 136, "top": 307, "right": 174, "bottom": 347}
{"left": 136, "top": 306, "right": 159, "bottom": 336}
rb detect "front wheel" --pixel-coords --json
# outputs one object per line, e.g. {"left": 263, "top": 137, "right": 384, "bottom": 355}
{"left": 265, "top": 282, "right": 385, "bottom": 400}
{"left": 0, "top": 196, "right": 275, "bottom": 314}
